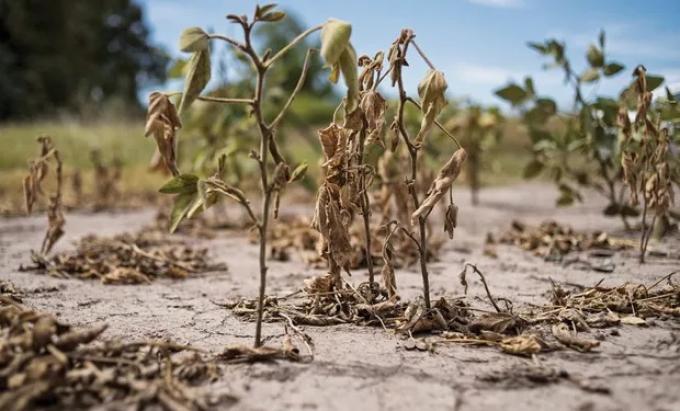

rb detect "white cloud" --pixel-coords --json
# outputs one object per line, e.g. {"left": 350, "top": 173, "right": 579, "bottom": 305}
{"left": 452, "top": 63, "right": 515, "bottom": 84}
{"left": 466, "top": 0, "right": 524, "bottom": 8}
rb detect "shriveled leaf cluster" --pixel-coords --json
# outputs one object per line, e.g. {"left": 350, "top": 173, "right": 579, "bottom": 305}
{"left": 0, "top": 286, "right": 226, "bottom": 411}
{"left": 26, "top": 228, "right": 224, "bottom": 285}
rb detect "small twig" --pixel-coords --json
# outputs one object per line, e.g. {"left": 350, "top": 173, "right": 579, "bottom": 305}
{"left": 265, "top": 25, "right": 323, "bottom": 67}
{"left": 460, "top": 263, "right": 502, "bottom": 313}
{"left": 269, "top": 49, "right": 316, "bottom": 129}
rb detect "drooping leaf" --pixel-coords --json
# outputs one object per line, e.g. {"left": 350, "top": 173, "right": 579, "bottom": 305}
{"left": 320, "top": 19, "right": 351, "bottom": 67}
{"left": 159, "top": 174, "right": 199, "bottom": 194}
{"left": 339, "top": 44, "right": 359, "bottom": 112}
{"left": 289, "top": 163, "right": 308, "bottom": 182}
{"left": 169, "top": 192, "right": 197, "bottom": 233}
{"left": 179, "top": 49, "right": 211, "bottom": 114}
{"left": 179, "top": 27, "right": 210, "bottom": 52}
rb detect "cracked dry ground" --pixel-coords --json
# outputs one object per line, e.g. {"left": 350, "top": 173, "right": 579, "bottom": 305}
{"left": 1, "top": 183, "right": 679, "bottom": 411}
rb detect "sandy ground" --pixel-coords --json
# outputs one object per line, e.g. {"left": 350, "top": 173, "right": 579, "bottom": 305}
{"left": 1, "top": 183, "right": 679, "bottom": 411}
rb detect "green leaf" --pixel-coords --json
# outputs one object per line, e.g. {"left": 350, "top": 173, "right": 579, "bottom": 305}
{"left": 179, "top": 27, "right": 210, "bottom": 52}
{"left": 580, "top": 67, "right": 600, "bottom": 83}
{"left": 586, "top": 45, "right": 604, "bottom": 68}
{"left": 527, "top": 41, "right": 547, "bottom": 54}
{"left": 169, "top": 192, "right": 196, "bottom": 233}
{"left": 320, "top": 19, "right": 352, "bottom": 67}
{"left": 179, "top": 49, "right": 211, "bottom": 114}
{"left": 255, "top": 4, "right": 277, "bottom": 18}
{"left": 603, "top": 62, "right": 624, "bottom": 76}
{"left": 259, "top": 11, "right": 286, "bottom": 22}
{"left": 289, "top": 163, "right": 308, "bottom": 182}
{"left": 598, "top": 30, "right": 605, "bottom": 49}
{"left": 494, "top": 84, "right": 528, "bottom": 105}
{"left": 523, "top": 160, "right": 544, "bottom": 179}
{"left": 666, "top": 86, "right": 677, "bottom": 103}
{"left": 159, "top": 174, "right": 198, "bottom": 194}
{"left": 646, "top": 74, "right": 664, "bottom": 92}
{"left": 524, "top": 77, "right": 535, "bottom": 97}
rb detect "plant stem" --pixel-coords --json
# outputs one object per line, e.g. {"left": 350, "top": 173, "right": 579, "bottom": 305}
{"left": 265, "top": 25, "right": 323, "bottom": 68}
{"left": 357, "top": 123, "right": 375, "bottom": 287}
{"left": 639, "top": 197, "right": 649, "bottom": 264}
{"left": 395, "top": 55, "right": 431, "bottom": 309}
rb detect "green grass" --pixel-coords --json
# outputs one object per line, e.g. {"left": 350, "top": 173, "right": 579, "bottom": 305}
{"left": 0, "top": 117, "right": 535, "bottom": 214}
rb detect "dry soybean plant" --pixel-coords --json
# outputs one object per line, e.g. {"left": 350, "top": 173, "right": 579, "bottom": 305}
{"left": 145, "top": 4, "right": 346, "bottom": 348}
{"left": 619, "top": 66, "right": 676, "bottom": 263}
{"left": 383, "top": 29, "right": 466, "bottom": 309}
{"left": 23, "top": 136, "right": 65, "bottom": 255}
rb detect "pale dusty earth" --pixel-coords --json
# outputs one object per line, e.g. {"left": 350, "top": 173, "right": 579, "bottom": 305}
{"left": 1, "top": 183, "right": 679, "bottom": 411}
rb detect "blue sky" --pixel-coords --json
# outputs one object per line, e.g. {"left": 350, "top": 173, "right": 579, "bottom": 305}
{"left": 137, "top": 0, "right": 680, "bottom": 108}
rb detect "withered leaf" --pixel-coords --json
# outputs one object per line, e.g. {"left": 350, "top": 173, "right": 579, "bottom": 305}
{"left": 551, "top": 323, "right": 600, "bottom": 352}
{"left": 412, "top": 148, "right": 467, "bottom": 223}
{"left": 145, "top": 92, "right": 182, "bottom": 175}
{"left": 360, "top": 90, "right": 387, "bottom": 147}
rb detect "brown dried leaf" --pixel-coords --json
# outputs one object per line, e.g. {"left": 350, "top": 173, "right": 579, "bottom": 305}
{"left": 145, "top": 92, "right": 182, "bottom": 175}
{"left": 360, "top": 90, "right": 386, "bottom": 147}
{"left": 412, "top": 148, "right": 466, "bottom": 223}
{"left": 551, "top": 323, "right": 600, "bottom": 352}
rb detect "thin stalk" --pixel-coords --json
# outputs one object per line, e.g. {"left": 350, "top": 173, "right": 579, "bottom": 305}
{"left": 357, "top": 122, "right": 375, "bottom": 287}
{"left": 252, "top": 64, "right": 270, "bottom": 348}
{"left": 639, "top": 197, "right": 649, "bottom": 264}
{"left": 265, "top": 25, "right": 323, "bottom": 68}
{"left": 395, "top": 54, "right": 431, "bottom": 309}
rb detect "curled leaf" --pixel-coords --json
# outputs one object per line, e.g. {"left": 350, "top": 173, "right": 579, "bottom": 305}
{"left": 444, "top": 203, "right": 458, "bottom": 239}
{"left": 360, "top": 90, "right": 386, "bottom": 147}
{"left": 415, "top": 70, "right": 447, "bottom": 146}
{"left": 412, "top": 148, "right": 466, "bottom": 222}
{"left": 339, "top": 44, "right": 359, "bottom": 112}
{"left": 145, "top": 92, "right": 182, "bottom": 175}
{"left": 320, "top": 19, "right": 352, "bottom": 67}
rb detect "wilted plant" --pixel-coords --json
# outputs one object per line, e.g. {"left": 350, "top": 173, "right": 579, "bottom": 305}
{"left": 145, "top": 4, "right": 345, "bottom": 348}
{"left": 619, "top": 66, "right": 677, "bottom": 263}
{"left": 382, "top": 29, "right": 466, "bottom": 309}
{"left": 23, "top": 136, "right": 65, "bottom": 255}
{"left": 496, "top": 31, "right": 639, "bottom": 226}
{"left": 311, "top": 38, "right": 386, "bottom": 295}
{"left": 447, "top": 105, "right": 504, "bottom": 205}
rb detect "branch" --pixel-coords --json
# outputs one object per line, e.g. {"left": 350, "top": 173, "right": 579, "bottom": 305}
{"left": 265, "top": 25, "right": 323, "bottom": 68}
{"left": 209, "top": 34, "right": 246, "bottom": 52}
{"left": 197, "top": 96, "right": 254, "bottom": 105}
{"left": 410, "top": 40, "right": 436, "bottom": 70}
{"left": 269, "top": 49, "right": 316, "bottom": 129}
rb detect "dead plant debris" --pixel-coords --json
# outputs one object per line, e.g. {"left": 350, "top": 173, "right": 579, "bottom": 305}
{"left": 226, "top": 267, "right": 679, "bottom": 358}
{"left": 488, "top": 220, "right": 634, "bottom": 260}
{"left": 23, "top": 228, "right": 225, "bottom": 284}
{"left": 0, "top": 284, "right": 233, "bottom": 411}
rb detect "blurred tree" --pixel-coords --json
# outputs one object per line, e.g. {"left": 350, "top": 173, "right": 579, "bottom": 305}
{"left": 0, "top": 0, "right": 168, "bottom": 120}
